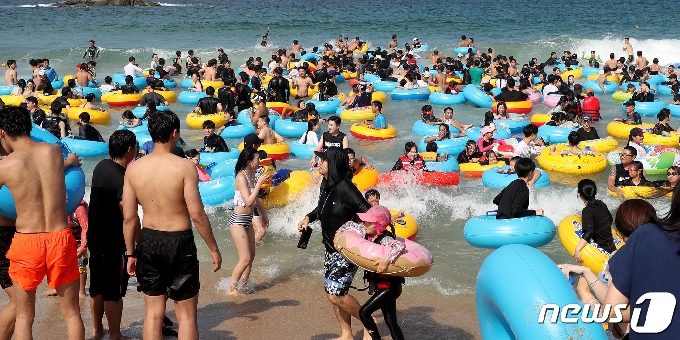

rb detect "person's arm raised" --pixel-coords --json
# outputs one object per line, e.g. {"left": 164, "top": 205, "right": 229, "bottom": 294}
{"left": 183, "top": 163, "right": 221, "bottom": 272}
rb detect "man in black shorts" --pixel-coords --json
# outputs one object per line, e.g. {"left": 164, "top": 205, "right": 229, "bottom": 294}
{"left": 87, "top": 130, "right": 138, "bottom": 340}
{"left": 123, "top": 111, "right": 222, "bottom": 340}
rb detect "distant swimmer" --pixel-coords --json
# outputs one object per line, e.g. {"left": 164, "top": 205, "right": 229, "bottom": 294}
{"left": 83, "top": 39, "right": 100, "bottom": 60}
{"left": 388, "top": 34, "right": 398, "bottom": 48}
{"left": 289, "top": 40, "right": 304, "bottom": 52}
{"left": 456, "top": 35, "right": 469, "bottom": 47}
{"left": 4, "top": 60, "right": 17, "bottom": 86}
{"left": 623, "top": 38, "right": 633, "bottom": 64}
{"left": 260, "top": 27, "right": 270, "bottom": 47}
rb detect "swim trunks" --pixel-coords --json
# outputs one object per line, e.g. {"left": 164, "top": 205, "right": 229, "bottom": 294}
{"left": 136, "top": 228, "right": 199, "bottom": 301}
{"left": 324, "top": 251, "right": 357, "bottom": 296}
{"left": 0, "top": 227, "right": 16, "bottom": 289}
{"left": 89, "top": 247, "right": 129, "bottom": 301}
{"left": 6, "top": 227, "right": 80, "bottom": 290}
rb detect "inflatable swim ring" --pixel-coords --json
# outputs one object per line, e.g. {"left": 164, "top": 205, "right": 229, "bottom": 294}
{"left": 606, "top": 121, "right": 654, "bottom": 138}
{"left": 307, "top": 98, "right": 341, "bottom": 114}
{"left": 530, "top": 113, "right": 551, "bottom": 126}
{"left": 66, "top": 108, "right": 111, "bottom": 124}
{"left": 379, "top": 170, "right": 460, "bottom": 186}
{"left": 560, "top": 68, "right": 583, "bottom": 79}
{"left": 411, "top": 120, "right": 459, "bottom": 136}
{"left": 349, "top": 124, "right": 397, "bottom": 140}
{"left": 106, "top": 93, "right": 142, "bottom": 106}
{"left": 608, "top": 186, "right": 666, "bottom": 199}
{"left": 186, "top": 113, "right": 226, "bottom": 129}
{"left": 391, "top": 88, "right": 431, "bottom": 100}
{"left": 0, "top": 85, "right": 16, "bottom": 95}
{"left": 459, "top": 161, "right": 506, "bottom": 177}
{"left": 60, "top": 137, "right": 108, "bottom": 158}
{"left": 491, "top": 100, "right": 533, "bottom": 115}
{"left": 418, "top": 136, "right": 466, "bottom": 155}
{"left": 543, "top": 94, "right": 562, "bottom": 108}
{"left": 464, "top": 213, "right": 555, "bottom": 248}
{"left": 642, "top": 131, "right": 680, "bottom": 147}
{"left": 199, "top": 150, "right": 240, "bottom": 163}
{"left": 619, "top": 99, "right": 667, "bottom": 117}
{"left": 606, "top": 147, "right": 675, "bottom": 175}
{"left": 578, "top": 138, "right": 618, "bottom": 153}
{"left": 352, "top": 167, "right": 379, "bottom": 191}
{"left": 669, "top": 104, "right": 680, "bottom": 118}
{"left": 586, "top": 74, "right": 621, "bottom": 82}
{"left": 340, "top": 106, "right": 373, "bottom": 121}
{"left": 289, "top": 141, "right": 315, "bottom": 158}
{"left": 199, "top": 175, "right": 235, "bottom": 207}
{"left": 581, "top": 67, "right": 600, "bottom": 78}
{"left": 558, "top": 215, "right": 625, "bottom": 274}
{"left": 81, "top": 87, "right": 102, "bottom": 100}
{"left": 462, "top": 85, "right": 492, "bottom": 108}
{"left": 453, "top": 47, "right": 476, "bottom": 55}
{"left": 336, "top": 229, "right": 432, "bottom": 277}
{"left": 131, "top": 105, "right": 169, "bottom": 119}
{"left": 238, "top": 142, "right": 290, "bottom": 160}
{"left": 476, "top": 244, "right": 608, "bottom": 340}
{"left": 391, "top": 210, "right": 418, "bottom": 240}
{"left": 657, "top": 84, "right": 673, "bottom": 96}
{"left": 178, "top": 91, "right": 205, "bottom": 105}
{"left": 272, "top": 119, "right": 306, "bottom": 138}
{"left": 428, "top": 91, "right": 466, "bottom": 105}
{"left": 537, "top": 125, "right": 575, "bottom": 144}
{"left": 424, "top": 156, "right": 459, "bottom": 172}
{"left": 372, "top": 81, "right": 398, "bottom": 93}
{"left": 611, "top": 91, "right": 633, "bottom": 102}
{"left": 141, "top": 89, "right": 177, "bottom": 103}
{"left": 537, "top": 145, "right": 607, "bottom": 174}
{"left": 583, "top": 80, "right": 618, "bottom": 94}
{"left": 266, "top": 101, "right": 297, "bottom": 116}
{"left": 481, "top": 166, "right": 550, "bottom": 188}
{"left": 236, "top": 109, "right": 280, "bottom": 127}
{"left": 261, "top": 170, "right": 312, "bottom": 208}
{"left": 220, "top": 124, "right": 255, "bottom": 139}
{"left": 493, "top": 114, "right": 530, "bottom": 134}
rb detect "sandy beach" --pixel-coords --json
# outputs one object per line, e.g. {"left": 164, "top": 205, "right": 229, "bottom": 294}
{"left": 0, "top": 263, "right": 480, "bottom": 340}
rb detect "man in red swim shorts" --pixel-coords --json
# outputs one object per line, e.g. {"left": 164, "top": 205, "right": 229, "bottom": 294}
{"left": 0, "top": 106, "right": 85, "bottom": 340}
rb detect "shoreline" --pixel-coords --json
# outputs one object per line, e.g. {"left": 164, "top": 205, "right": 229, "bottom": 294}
{"left": 2, "top": 263, "right": 480, "bottom": 339}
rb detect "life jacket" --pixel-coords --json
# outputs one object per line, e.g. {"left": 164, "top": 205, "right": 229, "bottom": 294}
{"left": 399, "top": 155, "right": 424, "bottom": 171}
{"left": 363, "top": 229, "right": 405, "bottom": 290}
{"left": 420, "top": 152, "right": 437, "bottom": 161}
{"left": 42, "top": 116, "right": 63, "bottom": 138}
{"left": 583, "top": 95, "right": 600, "bottom": 113}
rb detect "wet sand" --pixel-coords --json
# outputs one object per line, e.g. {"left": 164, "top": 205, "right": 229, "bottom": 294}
{"left": 0, "top": 265, "right": 480, "bottom": 339}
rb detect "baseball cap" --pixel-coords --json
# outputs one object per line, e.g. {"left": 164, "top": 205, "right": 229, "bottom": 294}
{"left": 629, "top": 127, "right": 644, "bottom": 137}
{"left": 624, "top": 100, "right": 636, "bottom": 107}
{"left": 481, "top": 126, "right": 495, "bottom": 135}
{"left": 582, "top": 115, "right": 593, "bottom": 122}
{"left": 244, "top": 133, "right": 264, "bottom": 146}
{"left": 413, "top": 38, "right": 418, "bottom": 41}
{"left": 38, "top": 69, "right": 46, "bottom": 76}
{"left": 328, "top": 70, "right": 337, "bottom": 77}
{"left": 76, "top": 63, "right": 82, "bottom": 68}
{"left": 356, "top": 205, "right": 391, "bottom": 231}
{"left": 457, "top": 53, "right": 463, "bottom": 57}
{"left": 314, "top": 150, "right": 328, "bottom": 160}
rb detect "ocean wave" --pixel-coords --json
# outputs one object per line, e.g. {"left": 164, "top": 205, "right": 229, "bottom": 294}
{"left": 157, "top": 2, "right": 189, "bottom": 6}
{"left": 18, "top": 3, "right": 54, "bottom": 7}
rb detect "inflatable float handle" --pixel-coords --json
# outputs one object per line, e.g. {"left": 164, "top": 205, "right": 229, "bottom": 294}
{"left": 485, "top": 210, "right": 498, "bottom": 216}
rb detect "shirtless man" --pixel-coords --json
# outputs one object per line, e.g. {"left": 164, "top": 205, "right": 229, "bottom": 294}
{"left": 388, "top": 34, "right": 398, "bottom": 48}
{"left": 289, "top": 40, "right": 304, "bottom": 52}
{"left": 198, "top": 59, "right": 217, "bottom": 81}
{"left": 604, "top": 53, "right": 618, "bottom": 70}
{"left": 635, "top": 51, "right": 648, "bottom": 70}
{"left": 74, "top": 64, "right": 94, "bottom": 88}
{"left": 456, "top": 35, "right": 468, "bottom": 47}
{"left": 123, "top": 111, "right": 222, "bottom": 340}
{"left": 249, "top": 95, "right": 268, "bottom": 128}
{"left": 599, "top": 66, "right": 613, "bottom": 94}
{"left": 293, "top": 67, "right": 314, "bottom": 99}
{"left": 256, "top": 116, "right": 284, "bottom": 145}
{"left": 434, "top": 66, "right": 447, "bottom": 87}
{"left": 4, "top": 61, "right": 17, "bottom": 86}
{"left": 426, "top": 51, "right": 444, "bottom": 65}
{"left": 623, "top": 38, "right": 634, "bottom": 64}
{"left": 347, "top": 37, "right": 360, "bottom": 52}
{"left": 0, "top": 106, "right": 85, "bottom": 340}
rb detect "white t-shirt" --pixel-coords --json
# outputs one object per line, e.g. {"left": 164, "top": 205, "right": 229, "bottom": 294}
{"left": 150, "top": 61, "right": 159, "bottom": 70}
{"left": 299, "top": 131, "right": 318, "bottom": 145}
{"left": 124, "top": 63, "right": 143, "bottom": 77}
{"left": 542, "top": 84, "right": 559, "bottom": 97}
{"left": 513, "top": 140, "right": 531, "bottom": 158}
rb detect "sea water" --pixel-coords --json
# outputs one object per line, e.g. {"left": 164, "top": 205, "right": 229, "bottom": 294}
{"left": 1, "top": 0, "right": 677, "bottom": 296}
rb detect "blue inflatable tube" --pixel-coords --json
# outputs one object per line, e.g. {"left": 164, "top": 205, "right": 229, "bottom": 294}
{"left": 60, "top": 137, "right": 108, "bottom": 158}
{"left": 581, "top": 67, "right": 600, "bottom": 78}
{"left": 51, "top": 79, "right": 64, "bottom": 89}
{"left": 555, "top": 64, "right": 581, "bottom": 71}
{"left": 200, "top": 150, "right": 240, "bottom": 163}
{"left": 372, "top": 81, "right": 398, "bottom": 93}
{"left": 493, "top": 114, "right": 530, "bottom": 134}
{"left": 181, "top": 78, "right": 193, "bottom": 88}
{"left": 462, "top": 85, "right": 493, "bottom": 108}
{"left": 465, "top": 126, "right": 511, "bottom": 141}
{"left": 198, "top": 176, "right": 236, "bottom": 206}
{"left": 300, "top": 53, "right": 321, "bottom": 62}
{"left": 274, "top": 119, "right": 307, "bottom": 138}
{"left": 220, "top": 124, "right": 255, "bottom": 139}
{"left": 411, "top": 120, "right": 460, "bottom": 136}
{"left": 163, "top": 79, "right": 177, "bottom": 88}
{"left": 30, "top": 123, "right": 60, "bottom": 144}
{"left": 236, "top": 109, "right": 280, "bottom": 127}
{"left": 411, "top": 45, "right": 429, "bottom": 53}
{"left": 290, "top": 141, "right": 316, "bottom": 158}
{"left": 647, "top": 74, "right": 668, "bottom": 86}
{"left": 476, "top": 244, "right": 607, "bottom": 340}
{"left": 112, "top": 74, "right": 147, "bottom": 89}
{"left": 657, "top": 84, "right": 672, "bottom": 96}
{"left": 0, "top": 138, "right": 85, "bottom": 220}
{"left": 81, "top": 87, "right": 102, "bottom": 100}
{"left": 179, "top": 91, "right": 205, "bottom": 105}
{"left": 464, "top": 213, "right": 555, "bottom": 248}
{"left": 363, "top": 74, "right": 381, "bottom": 83}
{"left": 131, "top": 105, "right": 169, "bottom": 118}
{"left": 308, "top": 98, "right": 341, "bottom": 114}
{"left": 583, "top": 80, "right": 618, "bottom": 94}
{"left": 620, "top": 99, "right": 667, "bottom": 116}
{"left": 429, "top": 92, "right": 466, "bottom": 105}
{"left": 537, "top": 125, "right": 575, "bottom": 144}
{"left": 117, "top": 121, "right": 148, "bottom": 134}
{"left": 335, "top": 74, "right": 345, "bottom": 83}
{"left": 202, "top": 159, "right": 237, "bottom": 179}
{"left": 418, "top": 136, "right": 466, "bottom": 155}
{"left": 425, "top": 156, "right": 459, "bottom": 172}
{"left": 454, "top": 47, "right": 476, "bottom": 55}
{"left": 668, "top": 104, "right": 680, "bottom": 117}
{"left": 620, "top": 81, "right": 639, "bottom": 90}
{"left": 391, "top": 88, "right": 430, "bottom": 100}
{"left": 0, "top": 85, "right": 16, "bottom": 95}
{"left": 481, "top": 166, "right": 550, "bottom": 189}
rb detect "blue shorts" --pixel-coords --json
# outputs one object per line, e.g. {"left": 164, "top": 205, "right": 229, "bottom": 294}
{"left": 323, "top": 251, "right": 357, "bottom": 296}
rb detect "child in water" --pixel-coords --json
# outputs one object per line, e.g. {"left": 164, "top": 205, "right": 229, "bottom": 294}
{"left": 333, "top": 205, "right": 406, "bottom": 340}
{"left": 365, "top": 189, "right": 405, "bottom": 221}
{"left": 496, "top": 156, "right": 543, "bottom": 187}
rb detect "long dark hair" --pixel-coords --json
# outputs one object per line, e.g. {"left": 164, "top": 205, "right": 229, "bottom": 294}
{"left": 235, "top": 147, "right": 258, "bottom": 175}
{"left": 658, "top": 184, "right": 680, "bottom": 233}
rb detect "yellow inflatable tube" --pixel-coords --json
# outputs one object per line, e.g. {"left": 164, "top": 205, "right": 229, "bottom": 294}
{"left": 536, "top": 145, "right": 607, "bottom": 174}
{"left": 578, "top": 138, "right": 618, "bottom": 153}
{"left": 530, "top": 113, "right": 552, "bottom": 125}
{"left": 66, "top": 108, "right": 111, "bottom": 124}
{"left": 608, "top": 186, "right": 669, "bottom": 199}
{"left": 261, "top": 170, "right": 313, "bottom": 209}
{"left": 643, "top": 132, "right": 680, "bottom": 147}
{"left": 351, "top": 167, "right": 379, "bottom": 191}
{"left": 348, "top": 91, "right": 387, "bottom": 104}
{"left": 186, "top": 113, "right": 227, "bottom": 129}
{"left": 0, "top": 95, "right": 24, "bottom": 107}
{"left": 289, "top": 83, "right": 318, "bottom": 98}
{"left": 391, "top": 210, "right": 418, "bottom": 240}
{"left": 558, "top": 215, "right": 625, "bottom": 274}
{"left": 560, "top": 68, "right": 583, "bottom": 80}
{"left": 201, "top": 80, "right": 224, "bottom": 90}
{"left": 340, "top": 106, "right": 373, "bottom": 121}
{"left": 141, "top": 89, "right": 178, "bottom": 103}
{"left": 606, "top": 121, "right": 654, "bottom": 138}
{"left": 586, "top": 74, "right": 622, "bottom": 82}
{"left": 238, "top": 142, "right": 291, "bottom": 160}
{"left": 349, "top": 124, "right": 397, "bottom": 140}
{"left": 342, "top": 71, "right": 357, "bottom": 79}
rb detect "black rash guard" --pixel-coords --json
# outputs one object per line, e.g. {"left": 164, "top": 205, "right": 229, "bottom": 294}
{"left": 268, "top": 76, "right": 290, "bottom": 102}
{"left": 581, "top": 199, "right": 615, "bottom": 253}
{"left": 217, "top": 87, "right": 236, "bottom": 112}
{"left": 197, "top": 96, "right": 219, "bottom": 114}
{"left": 305, "top": 150, "right": 370, "bottom": 253}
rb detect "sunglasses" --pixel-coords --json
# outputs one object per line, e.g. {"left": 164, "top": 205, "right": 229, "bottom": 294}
{"left": 627, "top": 167, "right": 640, "bottom": 172}
{"left": 620, "top": 153, "right": 634, "bottom": 158}
{"left": 668, "top": 172, "right": 678, "bottom": 176}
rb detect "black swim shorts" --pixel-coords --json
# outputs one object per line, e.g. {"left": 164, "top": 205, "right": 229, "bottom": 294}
{"left": 88, "top": 246, "right": 129, "bottom": 301}
{"left": 136, "top": 228, "right": 199, "bottom": 301}
{"left": 0, "top": 227, "right": 16, "bottom": 289}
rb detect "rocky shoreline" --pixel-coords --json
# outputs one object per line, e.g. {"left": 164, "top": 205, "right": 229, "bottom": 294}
{"left": 53, "top": 0, "right": 159, "bottom": 6}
